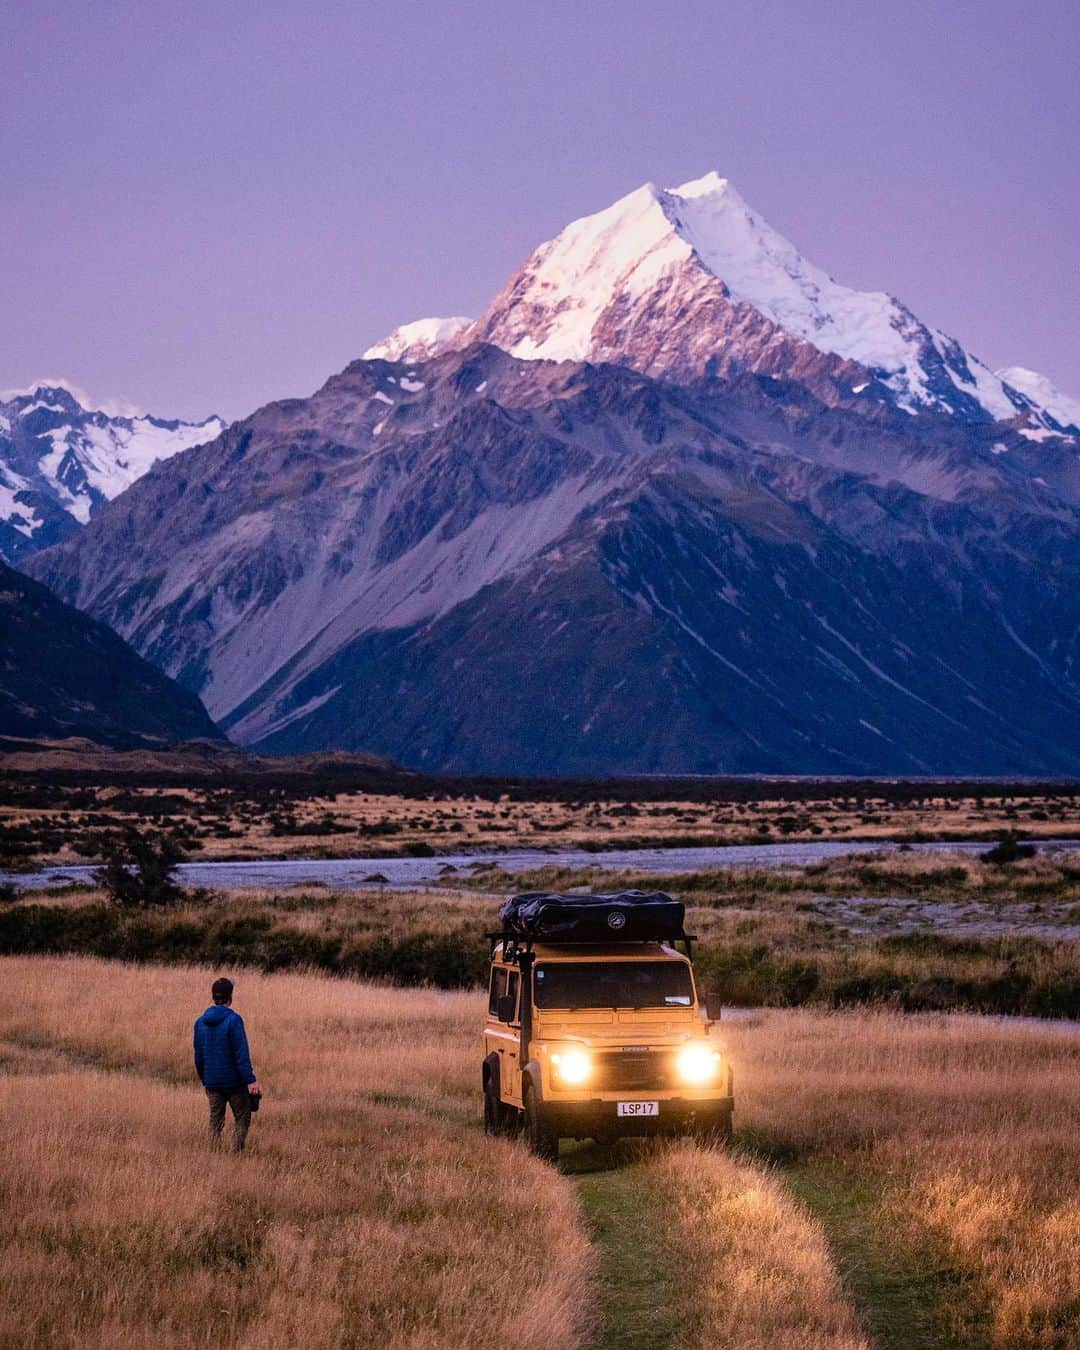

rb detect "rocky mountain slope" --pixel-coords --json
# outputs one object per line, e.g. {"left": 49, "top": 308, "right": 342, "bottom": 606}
{"left": 0, "top": 559, "right": 221, "bottom": 747}
{"left": 26, "top": 175, "right": 1080, "bottom": 773}
{"left": 0, "top": 381, "right": 222, "bottom": 562}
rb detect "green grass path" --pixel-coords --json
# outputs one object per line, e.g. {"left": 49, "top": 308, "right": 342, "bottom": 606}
{"left": 563, "top": 1134, "right": 993, "bottom": 1350}
{"left": 564, "top": 1144, "right": 683, "bottom": 1350}
{"left": 783, "top": 1163, "right": 992, "bottom": 1350}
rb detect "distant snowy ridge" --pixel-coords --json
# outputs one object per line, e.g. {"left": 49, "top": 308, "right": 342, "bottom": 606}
{"left": 0, "top": 382, "right": 223, "bottom": 561}
{"left": 0, "top": 376, "right": 145, "bottom": 420}
{"left": 363, "top": 316, "right": 471, "bottom": 363}
{"left": 997, "top": 366, "right": 1080, "bottom": 435}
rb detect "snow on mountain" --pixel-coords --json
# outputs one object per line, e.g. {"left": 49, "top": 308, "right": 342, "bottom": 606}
{"left": 0, "top": 376, "right": 145, "bottom": 420}
{"left": 0, "top": 382, "right": 223, "bottom": 561}
{"left": 470, "top": 172, "right": 1070, "bottom": 428}
{"left": 363, "top": 316, "right": 471, "bottom": 363}
{"left": 996, "top": 366, "right": 1080, "bottom": 436}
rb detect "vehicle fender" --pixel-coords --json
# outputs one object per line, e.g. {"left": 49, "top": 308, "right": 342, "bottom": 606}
{"left": 482, "top": 1051, "right": 501, "bottom": 1096}
{"left": 522, "top": 1059, "right": 544, "bottom": 1103}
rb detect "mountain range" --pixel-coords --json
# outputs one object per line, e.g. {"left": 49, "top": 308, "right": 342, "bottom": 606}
{"left": 0, "top": 381, "right": 222, "bottom": 562}
{"left": 21, "top": 174, "right": 1080, "bottom": 773}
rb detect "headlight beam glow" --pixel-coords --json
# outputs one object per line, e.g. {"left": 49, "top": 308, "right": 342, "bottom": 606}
{"left": 551, "top": 1047, "right": 591, "bottom": 1085}
{"left": 677, "top": 1042, "right": 722, "bottom": 1086}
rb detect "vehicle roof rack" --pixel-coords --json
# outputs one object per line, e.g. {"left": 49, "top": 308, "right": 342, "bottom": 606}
{"left": 487, "top": 931, "right": 533, "bottom": 962}
{"left": 487, "top": 930, "right": 698, "bottom": 960}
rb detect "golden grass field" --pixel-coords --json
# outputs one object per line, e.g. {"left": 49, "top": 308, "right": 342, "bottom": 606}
{"left": 0, "top": 958, "right": 592, "bottom": 1350}
{"left": 2, "top": 955, "right": 1077, "bottom": 1348}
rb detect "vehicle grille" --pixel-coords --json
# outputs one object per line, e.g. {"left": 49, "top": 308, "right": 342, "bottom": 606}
{"left": 592, "top": 1050, "right": 676, "bottom": 1092}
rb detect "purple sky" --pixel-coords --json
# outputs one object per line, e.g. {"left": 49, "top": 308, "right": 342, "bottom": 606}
{"left": 2, "top": 0, "right": 1077, "bottom": 422}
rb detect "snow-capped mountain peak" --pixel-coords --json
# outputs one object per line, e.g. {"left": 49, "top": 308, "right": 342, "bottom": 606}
{"left": 0, "top": 381, "right": 223, "bottom": 562}
{"left": 483, "top": 180, "right": 692, "bottom": 363}
{"left": 363, "top": 316, "right": 472, "bottom": 363}
{"left": 470, "top": 172, "right": 1071, "bottom": 428}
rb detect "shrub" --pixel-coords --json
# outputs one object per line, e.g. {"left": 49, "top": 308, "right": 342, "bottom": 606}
{"left": 92, "top": 828, "right": 188, "bottom": 907}
{"left": 829, "top": 967, "right": 905, "bottom": 1008}
{"left": 982, "top": 834, "right": 1037, "bottom": 865}
{"left": 340, "top": 928, "right": 488, "bottom": 987}
{"left": 0, "top": 904, "right": 122, "bottom": 957}
{"left": 695, "top": 944, "right": 820, "bottom": 1008}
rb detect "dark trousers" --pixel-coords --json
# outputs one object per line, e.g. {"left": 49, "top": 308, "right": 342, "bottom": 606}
{"left": 207, "top": 1086, "right": 252, "bottom": 1151}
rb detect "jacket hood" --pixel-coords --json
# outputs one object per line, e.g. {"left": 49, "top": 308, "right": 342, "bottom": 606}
{"left": 200, "top": 1005, "right": 233, "bottom": 1025}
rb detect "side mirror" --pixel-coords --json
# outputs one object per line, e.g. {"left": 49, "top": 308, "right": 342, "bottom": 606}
{"left": 496, "top": 994, "right": 517, "bottom": 1024}
{"left": 704, "top": 991, "right": 724, "bottom": 1023}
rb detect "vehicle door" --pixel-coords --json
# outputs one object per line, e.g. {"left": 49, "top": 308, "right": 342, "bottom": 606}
{"left": 484, "top": 964, "right": 518, "bottom": 1106}
{"left": 501, "top": 970, "right": 523, "bottom": 1107}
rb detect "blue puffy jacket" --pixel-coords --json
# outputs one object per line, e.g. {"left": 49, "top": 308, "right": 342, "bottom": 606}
{"left": 193, "top": 1005, "right": 256, "bottom": 1090}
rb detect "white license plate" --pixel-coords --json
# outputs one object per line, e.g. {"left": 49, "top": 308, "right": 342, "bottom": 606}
{"left": 617, "top": 1101, "right": 659, "bottom": 1117}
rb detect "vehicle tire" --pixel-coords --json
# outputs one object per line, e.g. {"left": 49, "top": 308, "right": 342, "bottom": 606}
{"left": 483, "top": 1079, "right": 507, "bottom": 1136}
{"left": 523, "top": 1084, "right": 559, "bottom": 1162}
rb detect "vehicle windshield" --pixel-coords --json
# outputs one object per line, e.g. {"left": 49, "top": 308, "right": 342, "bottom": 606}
{"left": 533, "top": 961, "right": 694, "bottom": 1009}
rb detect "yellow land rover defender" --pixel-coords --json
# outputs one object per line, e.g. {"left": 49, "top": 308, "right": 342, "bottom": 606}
{"left": 481, "top": 889, "right": 733, "bottom": 1160}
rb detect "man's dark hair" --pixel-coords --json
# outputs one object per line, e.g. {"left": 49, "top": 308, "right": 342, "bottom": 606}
{"left": 211, "top": 977, "right": 234, "bottom": 1005}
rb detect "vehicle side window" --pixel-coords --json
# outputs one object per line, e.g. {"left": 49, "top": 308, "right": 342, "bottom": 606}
{"left": 488, "top": 967, "right": 507, "bottom": 1016}
{"left": 506, "top": 971, "right": 520, "bottom": 1021}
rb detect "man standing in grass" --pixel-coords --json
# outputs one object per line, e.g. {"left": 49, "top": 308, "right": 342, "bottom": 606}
{"left": 193, "top": 977, "right": 261, "bottom": 1151}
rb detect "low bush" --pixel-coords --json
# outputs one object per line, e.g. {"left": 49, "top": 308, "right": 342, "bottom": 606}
{"left": 92, "top": 828, "right": 188, "bottom": 907}
{"left": 694, "top": 931, "right": 1079, "bottom": 1018}
{"left": 696, "top": 944, "right": 821, "bottom": 1007}
{"left": 341, "top": 929, "right": 488, "bottom": 987}
{"left": 982, "top": 834, "right": 1037, "bottom": 865}
{"left": 0, "top": 875, "right": 1076, "bottom": 1014}
{"left": 854, "top": 864, "right": 968, "bottom": 890}
{"left": 0, "top": 901, "right": 486, "bottom": 989}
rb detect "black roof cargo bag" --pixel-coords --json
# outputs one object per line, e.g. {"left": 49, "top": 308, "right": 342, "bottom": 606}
{"left": 499, "top": 890, "right": 685, "bottom": 943}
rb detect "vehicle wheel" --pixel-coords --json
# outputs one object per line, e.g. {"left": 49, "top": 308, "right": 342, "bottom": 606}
{"left": 483, "top": 1080, "right": 507, "bottom": 1136}
{"left": 523, "top": 1085, "right": 559, "bottom": 1162}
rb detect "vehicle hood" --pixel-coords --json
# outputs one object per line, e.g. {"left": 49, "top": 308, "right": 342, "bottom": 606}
{"left": 536, "top": 1007, "right": 704, "bottom": 1043}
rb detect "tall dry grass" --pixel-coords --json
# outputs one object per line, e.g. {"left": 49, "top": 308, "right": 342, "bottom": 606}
{"left": 725, "top": 1008, "right": 1080, "bottom": 1346}
{"left": 0, "top": 956, "right": 593, "bottom": 1350}
{"left": 641, "top": 1143, "right": 868, "bottom": 1349}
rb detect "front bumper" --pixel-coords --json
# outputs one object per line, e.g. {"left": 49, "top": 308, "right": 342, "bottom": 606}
{"left": 540, "top": 1095, "right": 734, "bottom": 1139}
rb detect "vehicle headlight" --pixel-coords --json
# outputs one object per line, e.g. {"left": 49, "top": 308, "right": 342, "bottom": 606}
{"left": 677, "top": 1042, "right": 721, "bottom": 1086}
{"left": 551, "top": 1047, "right": 592, "bottom": 1085}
